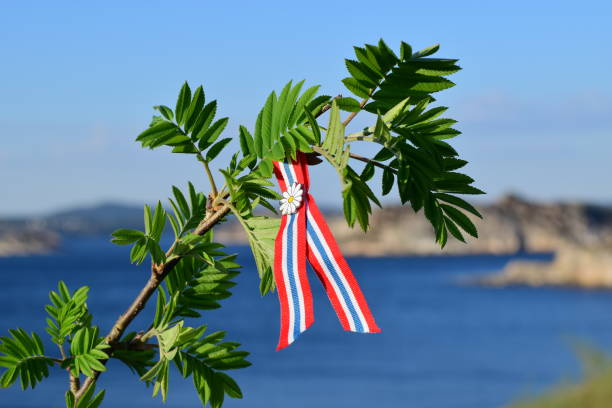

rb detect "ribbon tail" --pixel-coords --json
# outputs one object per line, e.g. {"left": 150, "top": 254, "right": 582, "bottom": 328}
{"left": 305, "top": 194, "right": 381, "bottom": 333}
{"left": 273, "top": 180, "right": 314, "bottom": 350}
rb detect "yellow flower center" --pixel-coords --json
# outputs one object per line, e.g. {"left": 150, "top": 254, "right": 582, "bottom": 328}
{"left": 288, "top": 196, "right": 294, "bottom": 203}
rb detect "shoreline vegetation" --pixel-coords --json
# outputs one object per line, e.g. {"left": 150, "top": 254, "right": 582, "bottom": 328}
{"left": 507, "top": 347, "right": 612, "bottom": 408}
{"left": 2, "top": 195, "right": 611, "bottom": 289}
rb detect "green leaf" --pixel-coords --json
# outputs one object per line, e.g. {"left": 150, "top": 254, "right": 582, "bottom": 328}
{"left": 151, "top": 201, "right": 166, "bottom": 242}
{"left": 192, "top": 101, "right": 218, "bottom": 141}
{"left": 45, "top": 282, "right": 90, "bottom": 346}
{"left": 198, "top": 118, "right": 229, "bottom": 150}
{"left": 184, "top": 86, "right": 205, "bottom": 131}
{"left": 175, "top": 82, "right": 192, "bottom": 126}
{"left": 0, "top": 329, "right": 53, "bottom": 389}
{"left": 342, "top": 77, "right": 370, "bottom": 98}
{"left": 304, "top": 109, "right": 321, "bottom": 145}
{"left": 130, "top": 238, "right": 148, "bottom": 265}
{"left": 235, "top": 216, "right": 279, "bottom": 295}
{"left": 253, "top": 82, "right": 323, "bottom": 159}
{"left": 111, "top": 229, "right": 145, "bottom": 246}
{"left": 436, "top": 193, "right": 482, "bottom": 218}
{"left": 136, "top": 121, "right": 182, "bottom": 148}
{"left": 70, "top": 327, "right": 109, "bottom": 379}
{"left": 382, "top": 168, "right": 394, "bottom": 195}
{"left": 154, "top": 105, "right": 173, "bottom": 121}
{"left": 144, "top": 205, "right": 152, "bottom": 235}
{"left": 336, "top": 97, "right": 361, "bottom": 112}
{"left": 441, "top": 204, "right": 478, "bottom": 238}
{"left": 206, "top": 138, "right": 232, "bottom": 162}
{"left": 238, "top": 125, "right": 254, "bottom": 157}
{"left": 444, "top": 216, "right": 466, "bottom": 243}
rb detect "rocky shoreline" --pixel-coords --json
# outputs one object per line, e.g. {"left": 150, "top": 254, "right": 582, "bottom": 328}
{"left": 2, "top": 195, "right": 611, "bottom": 289}
{"left": 0, "top": 227, "right": 59, "bottom": 257}
{"left": 222, "top": 194, "right": 612, "bottom": 289}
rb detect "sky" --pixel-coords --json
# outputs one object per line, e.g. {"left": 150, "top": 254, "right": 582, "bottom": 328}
{"left": 0, "top": 1, "right": 611, "bottom": 216}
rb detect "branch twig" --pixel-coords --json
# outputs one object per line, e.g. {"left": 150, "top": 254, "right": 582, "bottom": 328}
{"left": 348, "top": 152, "right": 397, "bottom": 174}
{"left": 198, "top": 154, "right": 219, "bottom": 197}
{"left": 74, "top": 203, "right": 231, "bottom": 401}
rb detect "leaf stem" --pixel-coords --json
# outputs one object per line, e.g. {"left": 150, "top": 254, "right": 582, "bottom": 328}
{"left": 349, "top": 151, "right": 397, "bottom": 174}
{"left": 197, "top": 154, "right": 219, "bottom": 197}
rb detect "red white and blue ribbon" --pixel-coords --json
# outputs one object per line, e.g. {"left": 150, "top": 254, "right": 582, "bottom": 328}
{"left": 273, "top": 152, "right": 381, "bottom": 350}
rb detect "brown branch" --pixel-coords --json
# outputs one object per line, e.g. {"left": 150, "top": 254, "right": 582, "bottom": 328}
{"left": 349, "top": 152, "right": 397, "bottom": 174}
{"left": 341, "top": 97, "right": 370, "bottom": 127}
{"left": 315, "top": 95, "right": 342, "bottom": 119}
{"left": 69, "top": 374, "right": 80, "bottom": 394}
{"left": 74, "top": 203, "right": 231, "bottom": 401}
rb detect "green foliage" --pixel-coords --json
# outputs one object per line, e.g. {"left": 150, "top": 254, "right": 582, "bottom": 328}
{"left": 65, "top": 384, "right": 105, "bottom": 408}
{"left": 141, "top": 322, "right": 250, "bottom": 406}
{"left": 69, "top": 327, "right": 110, "bottom": 378}
{"left": 166, "top": 182, "right": 207, "bottom": 239}
{"left": 136, "top": 83, "right": 229, "bottom": 158}
{"left": 111, "top": 201, "right": 166, "bottom": 264}
{"left": 313, "top": 101, "right": 381, "bottom": 230}
{"left": 0, "top": 329, "right": 53, "bottom": 389}
{"left": 342, "top": 40, "right": 459, "bottom": 112}
{"left": 45, "top": 281, "right": 91, "bottom": 346}
{"left": 339, "top": 40, "right": 483, "bottom": 244}
{"left": 507, "top": 347, "right": 612, "bottom": 408}
{"left": 1, "top": 39, "right": 483, "bottom": 408}
{"left": 220, "top": 153, "right": 280, "bottom": 216}
{"left": 162, "top": 245, "right": 241, "bottom": 320}
{"left": 251, "top": 80, "right": 328, "bottom": 161}
{"left": 239, "top": 216, "right": 279, "bottom": 295}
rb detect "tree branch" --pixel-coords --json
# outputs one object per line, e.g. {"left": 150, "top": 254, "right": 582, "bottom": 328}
{"left": 349, "top": 152, "right": 397, "bottom": 174}
{"left": 74, "top": 203, "right": 231, "bottom": 401}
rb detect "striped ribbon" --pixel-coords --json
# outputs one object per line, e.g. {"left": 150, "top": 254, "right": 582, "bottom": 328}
{"left": 273, "top": 152, "right": 381, "bottom": 350}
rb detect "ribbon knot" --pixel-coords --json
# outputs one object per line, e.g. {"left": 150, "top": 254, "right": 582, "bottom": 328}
{"left": 273, "top": 152, "right": 381, "bottom": 350}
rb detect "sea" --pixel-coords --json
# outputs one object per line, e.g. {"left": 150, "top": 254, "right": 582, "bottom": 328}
{"left": 1, "top": 236, "right": 612, "bottom": 408}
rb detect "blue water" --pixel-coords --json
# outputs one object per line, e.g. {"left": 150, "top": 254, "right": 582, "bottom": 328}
{"left": 1, "top": 237, "right": 612, "bottom": 408}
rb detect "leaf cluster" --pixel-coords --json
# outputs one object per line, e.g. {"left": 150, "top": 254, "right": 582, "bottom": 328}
{"left": 340, "top": 40, "right": 484, "bottom": 244}
{"left": 0, "top": 329, "right": 53, "bottom": 389}
{"left": 136, "top": 82, "right": 230, "bottom": 162}
{"left": 111, "top": 201, "right": 167, "bottom": 264}
{"left": 141, "top": 321, "right": 249, "bottom": 407}
{"left": 249, "top": 80, "right": 329, "bottom": 162}
{"left": 45, "top": 281, "right": 91, "bottom": 347}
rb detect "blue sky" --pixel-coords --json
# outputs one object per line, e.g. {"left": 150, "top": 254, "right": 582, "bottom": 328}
{"left": 1, "top": 1, "right": 611, "bottom": 215}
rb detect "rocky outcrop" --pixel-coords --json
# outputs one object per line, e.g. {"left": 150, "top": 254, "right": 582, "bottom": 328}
{"left": 0, "top": 227, "right": 59, "bottom": 257}
{"left": 219, "top": 194, "right": 612, "bottom": 289}
{"left": 480, "top": 247, "right": 612, "bottom": 289}
{"left": 2, "top": 195, "right": 612, "bottom": 288}
{"left": 218, "top": 194, "right": 612, "bottom": 256}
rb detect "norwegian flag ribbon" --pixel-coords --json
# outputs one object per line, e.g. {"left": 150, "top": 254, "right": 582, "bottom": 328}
{"left": 272, "top": 152, "right": 381, "bottom": 350}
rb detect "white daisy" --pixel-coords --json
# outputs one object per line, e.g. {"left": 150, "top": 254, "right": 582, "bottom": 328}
{"left": 279, "top": 182, "right": 303, "bottom": 215}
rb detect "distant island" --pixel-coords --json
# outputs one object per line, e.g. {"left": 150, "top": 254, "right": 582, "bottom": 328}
{"left": 2, "top": 195, "right": 611, "bottom": 288}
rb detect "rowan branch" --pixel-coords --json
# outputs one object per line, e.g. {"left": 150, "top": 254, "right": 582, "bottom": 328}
{"left": 342, "top": 96, "right": 370, "bottom": 127}
{"left": 74, "top": 203, "right": 231, "bottom": 401}
{"left": 348, "top": 152, "right": 397, "bottom": 174}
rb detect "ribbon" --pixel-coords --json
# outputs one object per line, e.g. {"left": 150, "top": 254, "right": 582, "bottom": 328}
{"left": 272, "top": 152, "right": 381, "bottom": 350}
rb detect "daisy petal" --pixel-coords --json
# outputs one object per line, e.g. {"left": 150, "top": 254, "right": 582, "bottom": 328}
{"left": 282, "top": 191, "right": 290, "bottom": 199}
